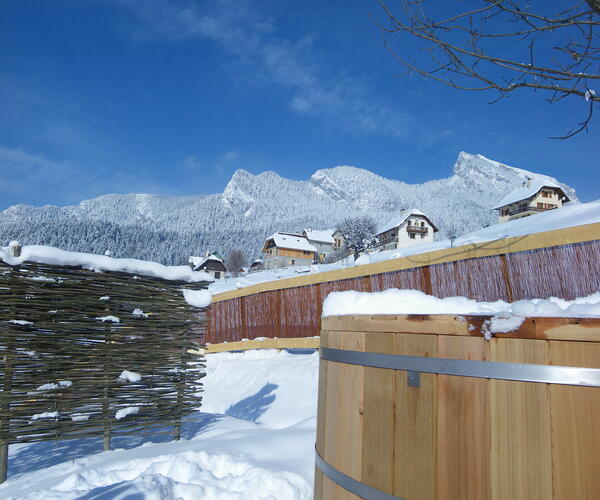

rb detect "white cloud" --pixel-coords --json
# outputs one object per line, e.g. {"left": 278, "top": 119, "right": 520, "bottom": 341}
{"left": 183, "top": 151, "right": 238, "bottom": 175}
{"left": 113, "top": 0, "right": 409, "bottom": 137}
{"left": 0, "top": 146, "right": 169, "bottom": 208}
{"left": 182, "top": 153, "right": 202, "bottom": 170}
{"left": 0, "top": 147, "right": 77, "bottom": 200}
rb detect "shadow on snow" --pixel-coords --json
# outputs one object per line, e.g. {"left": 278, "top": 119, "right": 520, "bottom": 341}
{"left": 225, "top": 382, "right": 278, "bottom": 423}
{"left": 8, "top": 412, "right": 220, "bottom": 478}
{"left": 8, "top": 382, "right": 280, "bottom": 479}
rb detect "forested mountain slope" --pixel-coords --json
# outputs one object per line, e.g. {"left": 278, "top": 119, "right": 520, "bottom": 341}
{"left": 0, "top": 152, "right": 576, "bottom": 264}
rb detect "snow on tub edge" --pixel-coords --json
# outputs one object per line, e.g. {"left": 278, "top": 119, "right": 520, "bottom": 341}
{"left": 322, "top": 289, "right": 600, "bottom": 339}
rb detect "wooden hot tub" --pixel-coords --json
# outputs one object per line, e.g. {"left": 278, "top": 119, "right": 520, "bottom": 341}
{"left": 314, "top": 314, "right": 600, "bottom": 500}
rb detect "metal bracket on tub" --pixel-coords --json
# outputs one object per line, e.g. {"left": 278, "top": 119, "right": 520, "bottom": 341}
{"left": 407, "top": 371, "right": 420, "bottom": 387}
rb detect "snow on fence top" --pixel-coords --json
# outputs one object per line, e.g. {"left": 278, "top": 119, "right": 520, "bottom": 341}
{"left": 0, "top": 244, "right": 213, "bottom": 283}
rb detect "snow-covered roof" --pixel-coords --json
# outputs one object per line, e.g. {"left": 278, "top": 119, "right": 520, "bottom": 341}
{"left": 303, "top": 229, "right": 335, "bottom": 245}
{"left": 492, "top": 180, "right": 568, "bottom": 209}
{"left": 377, "top": 209, "right": 438, "bottom": 234}
{"left": 189, "top": 253, "right": 226, "bottom": 271}
{"left": 0, "top": 245, "right": 213, "bottom": 283}
{"left": 263, "top": 232, "right": 317, "bottom": 252}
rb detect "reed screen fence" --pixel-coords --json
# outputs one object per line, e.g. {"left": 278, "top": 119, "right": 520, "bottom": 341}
{"left": 207, "top": 238, "right": 600, "bottom": 343}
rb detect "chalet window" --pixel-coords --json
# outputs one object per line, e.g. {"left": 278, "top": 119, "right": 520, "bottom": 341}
{"left": 421, "top": 233, "right": 425, "bottom": 239}
{"left": 409, "top": 233, "right": 415, "bottom": 239}
{"left": 421, "top": 221, "right": 425, "bottom": 227}
{"left": 291, "top": 259, "right": 295, "bottom": 265}
{"left": 214, "top": 271, "right": 220, "bottom": 279}
{"left": 537, "top": 202, "right": 544, "bottom": 208}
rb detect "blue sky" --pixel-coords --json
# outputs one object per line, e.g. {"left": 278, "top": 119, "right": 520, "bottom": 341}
{"left": 1, "top": 0, "right": 598, "bottom": 210}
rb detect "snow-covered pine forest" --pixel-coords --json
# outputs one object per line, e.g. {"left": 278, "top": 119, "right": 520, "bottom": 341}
{"left": 0, "top": 152, "right": 577, "bottom": 265}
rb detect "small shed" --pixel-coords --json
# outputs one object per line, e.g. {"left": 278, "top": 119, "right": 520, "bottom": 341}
{"left": 249, "top": 259, "right": 264, "bottom": 272}
{"left": 189, "top": 252, "right": 228, "bottom": 280}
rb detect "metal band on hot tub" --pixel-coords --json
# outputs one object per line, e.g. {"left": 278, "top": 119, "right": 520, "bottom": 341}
{"left": 315, "top": 447, "right": 405, "bottom": 500}
{"left": 320, "top": 347, "right": 600, "bottom": 387}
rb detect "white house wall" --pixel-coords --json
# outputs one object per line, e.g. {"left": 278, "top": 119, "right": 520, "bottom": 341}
{"left": 263, "top": 253, "right": 314, "bottom": 269}
{"left": 378, "top": 215, "right": 435, "bottom": 250}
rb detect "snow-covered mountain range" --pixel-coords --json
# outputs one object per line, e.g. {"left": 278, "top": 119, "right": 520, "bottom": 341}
{"left": 0, "top": 152, "right": 577, "bottom": 264}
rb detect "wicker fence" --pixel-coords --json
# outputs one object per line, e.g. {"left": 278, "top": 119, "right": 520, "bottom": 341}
{"left": 0, "top": 259, "right": 210, "bottom": 482}
{"left": 207, "top": 223, "right": 600, "bottom": 343}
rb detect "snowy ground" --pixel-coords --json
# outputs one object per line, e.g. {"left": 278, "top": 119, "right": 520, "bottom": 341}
{"left": 0, "top": 349, "right": 319, "bottom": 500}
{"left": 210, "top": 199, "right": 600, "bottom": 295}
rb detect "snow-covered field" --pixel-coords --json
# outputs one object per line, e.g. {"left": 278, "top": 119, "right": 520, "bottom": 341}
{"left": 210, "top": 199, "right": 600, "bottom": 295}
{"left": 0, "top": 349, "right": 319, "bottom": 500}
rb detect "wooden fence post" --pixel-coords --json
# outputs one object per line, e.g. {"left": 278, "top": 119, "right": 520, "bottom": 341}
{"left": 240, "top": 297, "right": 247, "bottom": 341}
{"left": 499, "top": 254, "right": 514, "bottom": 303}
{"left": 275, "top": 290, "right": 282, "bottom": 339}
{"left": 8, "top": 241, "right": 20, "bottom": 258}
{"left": 102, "top": 382, "right": 111, "bottom": 451}
{"left": 422, "top": 265, "right": 433, "bottom": 296}
{"left": 174, "top": 341, "right": 187, "bottom": 441}
{"left": 0, "top": 441, "right": 7, "bottom": 484}
{"left": 315, "top": 284, "right": 323, "bottom": 338}
{"left": 1, "top": 285, "right": 16, "bottom": 483}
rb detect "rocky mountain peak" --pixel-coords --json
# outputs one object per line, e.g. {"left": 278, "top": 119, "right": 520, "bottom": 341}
{"left": 0, "top": 152, "right": 578, "bottom": 264}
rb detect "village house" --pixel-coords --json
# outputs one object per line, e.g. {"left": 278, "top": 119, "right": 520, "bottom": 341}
{"left": 331, "top": 229, "right": 346, "bottom": 252}
{"left": 261, "top": 232, "right": 317, "bottom": 269}
{"left": 492, "top": 178, "right": 570, "bottom": 223}
{"left": 188, "top": 252, "right": 228, "bottom": 280}
{"left": 375, "top": 209, "right": 438, "bottom": 251}
{"left": 302, "top": 229, "right": 336, "bottom": 262}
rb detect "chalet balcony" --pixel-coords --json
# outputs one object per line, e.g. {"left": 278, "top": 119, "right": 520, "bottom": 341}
{"left": 406, "top": 225, "right": 429, "bottom": 234}
{"left": 376, "top": 236, "right": 397, "bottom": 247}
{"left": 508, "top": 205, "right": 557, "bottom": 217}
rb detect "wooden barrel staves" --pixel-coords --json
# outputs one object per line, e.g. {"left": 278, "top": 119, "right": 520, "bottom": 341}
{"left": 314, "top": 314, "right": 600, "bottom": 500}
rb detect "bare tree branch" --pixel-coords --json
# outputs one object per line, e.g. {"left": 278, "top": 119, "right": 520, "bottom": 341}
{"left": 375, "top": 0, "right": 600, "bottom": 138}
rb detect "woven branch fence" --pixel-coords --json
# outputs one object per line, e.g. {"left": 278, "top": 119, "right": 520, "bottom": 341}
{"left": 0, "top": 259, "right": 210, "bottom": 482}
{"left": 207, "top": 236, "right": 600, "bottom": 343}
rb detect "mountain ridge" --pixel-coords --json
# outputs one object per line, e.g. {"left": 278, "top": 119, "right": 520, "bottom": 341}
{"left": 0, "top": 152, "right": 577, "bottom": 264}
